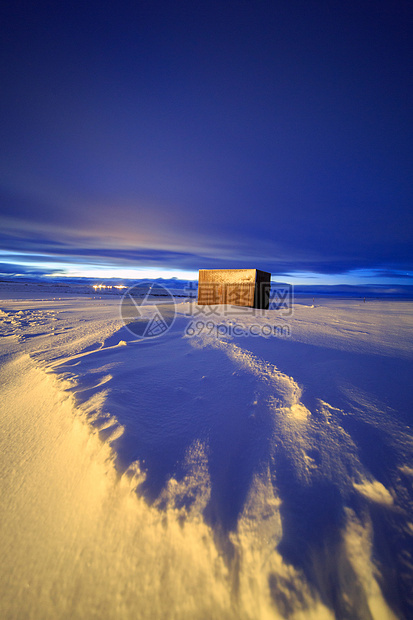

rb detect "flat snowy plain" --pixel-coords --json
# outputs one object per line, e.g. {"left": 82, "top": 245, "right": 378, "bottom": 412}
{"left": 1, "top": 282, "right": 412, "bottom": 619}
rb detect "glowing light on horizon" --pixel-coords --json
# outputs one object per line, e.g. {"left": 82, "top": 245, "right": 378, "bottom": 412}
{"left": 92, "top": 284, "right": 128, "bottom": 290}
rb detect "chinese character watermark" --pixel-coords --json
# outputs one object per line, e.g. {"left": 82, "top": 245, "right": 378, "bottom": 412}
{"left": 120, "top": 281, "right": 293, "bottom": 340}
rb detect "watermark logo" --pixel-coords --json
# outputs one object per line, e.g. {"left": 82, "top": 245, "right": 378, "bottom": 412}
{"left": 120, "top": 282, "right": 176, "bottom": 338}
{"left": 184, "top": 320, "right": 291, "bottom": 338}
{"left": 120, "top": 281, "right": 293, "bottom": 339}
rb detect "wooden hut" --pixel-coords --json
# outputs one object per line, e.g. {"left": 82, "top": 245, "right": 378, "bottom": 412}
{"left": 197, "top": 269, "right": 271, "bottom": 309}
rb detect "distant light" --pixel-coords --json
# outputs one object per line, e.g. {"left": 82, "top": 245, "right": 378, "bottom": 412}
{"left": 92, "top": 284, "right": 128, "bottom": 290}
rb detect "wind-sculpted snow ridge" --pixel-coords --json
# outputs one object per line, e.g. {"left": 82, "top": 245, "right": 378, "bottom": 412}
{"left": 188, "top": 335, "right": 406, "bottom": 619}
{"left": 0, "top": 298, "right": 331, "bottom": 618}
{"left": 194, "top": 337, "right": 310, "bottom": 419}
{"left": 0, "top": 356, "right": 333, "bottom": 620}
{"left": 1, "top": 293, "right": 413, "bottom": 619}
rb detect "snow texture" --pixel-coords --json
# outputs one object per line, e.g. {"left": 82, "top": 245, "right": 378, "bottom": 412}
{"left": 0, "top": 282, "right": 412, "bottom": 619}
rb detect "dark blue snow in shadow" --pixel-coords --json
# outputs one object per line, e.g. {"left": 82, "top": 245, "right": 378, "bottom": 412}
{"left": 56, "top": 317, "right": 275, "bottom": 532}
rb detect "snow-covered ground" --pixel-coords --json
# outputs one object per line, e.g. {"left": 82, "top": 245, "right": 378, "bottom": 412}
{"left": 1, "top": 282, "right": 412, "bottom": 619}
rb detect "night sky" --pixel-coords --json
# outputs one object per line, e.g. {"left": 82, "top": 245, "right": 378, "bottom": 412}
{"left": 1, "top": 1, "right": 412, "bottom": 284}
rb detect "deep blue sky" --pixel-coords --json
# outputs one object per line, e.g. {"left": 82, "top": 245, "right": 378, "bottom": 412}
{"left": 1, "top": 0, "right": 412, "bottom": 284}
